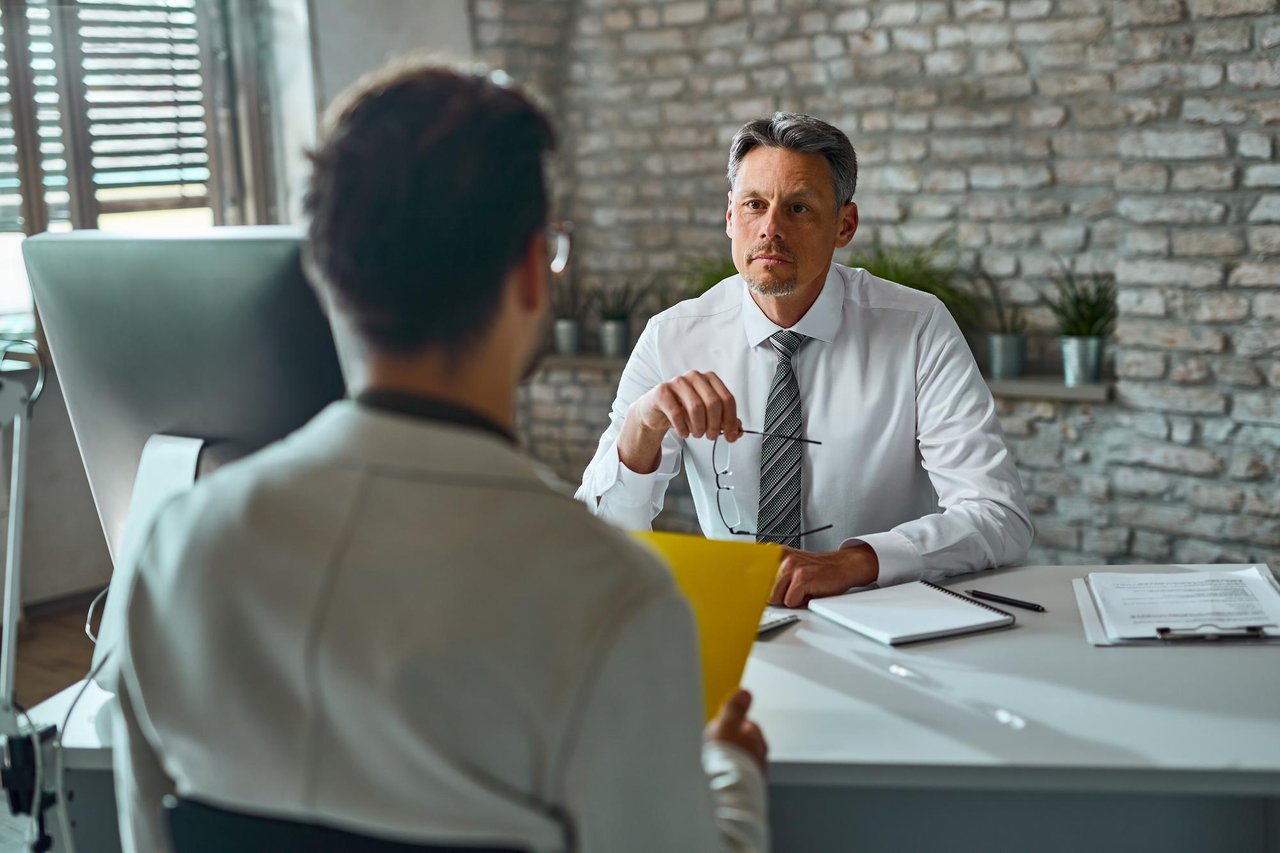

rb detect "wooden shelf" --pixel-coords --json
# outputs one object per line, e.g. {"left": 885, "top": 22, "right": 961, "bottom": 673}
{"left": 986, "top": 375, "right": 1111, "bottom": 402}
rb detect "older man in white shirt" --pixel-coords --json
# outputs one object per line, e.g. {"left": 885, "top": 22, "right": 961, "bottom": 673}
{"left": 578, "top": 113, "right": 1032, "bottom": 606}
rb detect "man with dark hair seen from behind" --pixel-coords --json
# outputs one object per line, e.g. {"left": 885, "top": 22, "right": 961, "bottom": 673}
{"left": 110, "top": 60, "right": 768, "bottom": 853}
{"left": 578, "top": 113, "right": 1032, "bottom": 604}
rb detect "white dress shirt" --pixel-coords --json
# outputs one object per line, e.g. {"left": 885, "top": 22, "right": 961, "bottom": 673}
{"left": 577, "top": 263, "right": 1033, "bottom": 587}
{"left": 110, "top": 401, "right": 767, "bottom": 853}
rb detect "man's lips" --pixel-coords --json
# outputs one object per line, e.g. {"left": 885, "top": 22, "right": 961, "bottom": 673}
{"left": 752, "top": 254, "right": 792, "bottom": 264}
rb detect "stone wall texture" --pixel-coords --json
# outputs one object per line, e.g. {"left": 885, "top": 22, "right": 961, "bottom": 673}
{"left": 481, "top": 0, "right": 1280, "bottom": 568}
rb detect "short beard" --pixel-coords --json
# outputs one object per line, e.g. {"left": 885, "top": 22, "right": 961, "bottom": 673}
{"left": 743, "top": 271, "right": 798, "bottom": 298}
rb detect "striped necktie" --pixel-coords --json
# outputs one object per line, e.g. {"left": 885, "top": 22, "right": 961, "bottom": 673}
{"left": 757, "top": 329, "right": 805, "bottom": 548}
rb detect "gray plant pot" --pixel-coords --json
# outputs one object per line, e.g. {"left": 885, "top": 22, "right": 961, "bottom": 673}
{"left": 986, "top": 332, "right": 1027, "bottom": 380}
{"left": 553, "top": 318, "right": 580, "bottom": 356}
{"left": 1061, "top": 336, "right": 1104, "bottom": 387}
{"left": 599, "top": 318, "right": 631, "bottom": 359}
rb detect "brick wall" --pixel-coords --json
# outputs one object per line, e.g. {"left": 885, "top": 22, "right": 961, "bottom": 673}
{"left": 486, "top": 0, "right": 1280, "bottom": 568}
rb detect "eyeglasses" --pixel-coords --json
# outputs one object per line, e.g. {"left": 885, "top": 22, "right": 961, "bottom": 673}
{"left": 547, "top": 221, "right": 573, "bottom": 275}
{"left": 712, "top": 429, "right": 833, "bottom": 542}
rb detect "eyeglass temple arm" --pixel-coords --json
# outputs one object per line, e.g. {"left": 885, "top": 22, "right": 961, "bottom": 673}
{"left": 738, "top": 429, "right": 822, "bottom": 446}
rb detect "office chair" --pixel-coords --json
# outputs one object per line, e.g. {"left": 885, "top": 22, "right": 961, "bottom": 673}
{"left": 164, "top": 797, "right": 527, "bottom": 853}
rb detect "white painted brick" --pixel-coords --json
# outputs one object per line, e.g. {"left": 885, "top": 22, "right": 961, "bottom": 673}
{"left": 1171, "top": 164, "right": 1236, "bottom": 191}
{"left": 1118, "top": 350, "right": 1169, "bottom": 378}
{"left": 1008, "top": 0, "right": 1052, "bottom": 17}
{"left": 1239, "top": 132, "right": 1274, "bottom": 160}
{"left": 832, "top": 9, "right": 871, "bottom": 31}
{"left": 1114, "top": 321, "right": 1227, "bottom": 352}
{"left": 1118, "top": 0, "right": 1186, "bottom": 24}
{"left": 1115, "top": 164, "right": 1170, "bottom": 191}
{"left": 1189, "top": 0, "right": 1276, "bottom": 16}
{"left": 1187, "top": 293, "right": 1251, "bottom": 323}
{"left": 1123, "top": 228, "right": 1170, "bottom": 256}
{"left": 1236, "top": 393, "right": 1280, "bottom": 426}
{"left": 1183, "top": 97, "right": 1250, "bottom": 125}
{"left": 1228, "top": 59, "right": 1280, "bottom": 88}
{"left": 1232, "top": 263, "right": 1280, "bottom": 287}
{"left": 1250, "top": 196, "right": 1280, "bottom": 223}
{"left": 1116, "top": 259, "right": 1225, "bottom": 288}
{"left": 662, "top": 1, "right": 709, "bottom": 25}
{"left": 1118, "top": 198, "right": 1227, "bottom": 224}
{"left": 1119, "top": 130, "right": 1228, "bottom": 159}
{"left": 1118, "top": 289, "right": 1168, "bottom": 316}
{"left": 1172, "top": 230, "right": 1246, "bottom": 257}
{"left": 1193, "top": 24, "right": 1252, "bottom": 52}
{"left": 1245, "top": 166, "right": 1280, "bottom": 188}
{"left": 1117, "top": 63, "right": 1224, "bottom": 92}
{"left": 1250, "top": 226, "right": 1280, "bottom": 256}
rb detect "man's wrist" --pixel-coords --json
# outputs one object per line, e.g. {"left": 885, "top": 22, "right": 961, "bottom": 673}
{"left": 617, "top": 408, "right": 666, "bottom": 474}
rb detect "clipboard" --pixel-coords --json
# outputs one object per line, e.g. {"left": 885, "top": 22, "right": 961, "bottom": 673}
{"left": 1072, "top": 579, "right": 1280, "bottom": 646}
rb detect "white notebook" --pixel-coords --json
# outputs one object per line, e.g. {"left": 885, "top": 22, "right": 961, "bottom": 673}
{"left": 809, "top": 580, "right": 1016, "bottom": 646}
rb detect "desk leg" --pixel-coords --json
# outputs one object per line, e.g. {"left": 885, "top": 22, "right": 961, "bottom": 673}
{"left": 44, "top": 767, "right": 120, "bottom": 853}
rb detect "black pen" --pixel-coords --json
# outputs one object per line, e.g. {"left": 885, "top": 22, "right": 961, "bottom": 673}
{"left": 967, "top": 589, "right": 1046, "bottom": 613}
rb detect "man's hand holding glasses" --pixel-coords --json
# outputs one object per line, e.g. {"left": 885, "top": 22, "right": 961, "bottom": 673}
{"left": 616, "top": 370, "right": 744, "bottom": 475}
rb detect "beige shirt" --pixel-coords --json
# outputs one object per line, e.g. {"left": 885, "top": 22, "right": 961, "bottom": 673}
{"left": 110, "top": 401, "right": 767, "bottom": 852}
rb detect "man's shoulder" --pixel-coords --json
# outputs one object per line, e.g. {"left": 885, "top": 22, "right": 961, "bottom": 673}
{"left": 648, "top": 275, "right": 742, "bottom": 329}
{"left": 836, "top": 263, "right": 944, "bottom": 318}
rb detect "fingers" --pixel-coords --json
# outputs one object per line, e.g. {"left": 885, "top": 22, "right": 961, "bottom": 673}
{"left": 772, "top": 554, "right": 813, "bottom": 608}
{"left": 769, "top": 560, "right": 793, "bottom": 606}
{"left": 721, "top": 688, "right": 752, "bottom": 721}
{"left": 704, "top": 372, "right": 742, "bottom": 439}
{"left": 647, "top": 371, "right": 740, "bottom": 440}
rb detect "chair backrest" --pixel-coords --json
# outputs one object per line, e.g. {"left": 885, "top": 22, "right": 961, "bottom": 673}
{"left": 164, "top": 797, "right": 527, "bottom": 853}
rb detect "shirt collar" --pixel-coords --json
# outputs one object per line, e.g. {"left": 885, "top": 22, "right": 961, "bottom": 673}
{"left": 740, "top": 263, "right": 844, "bottom": 349}
{"left": 353, "top": 389, "right": 516, "bottom": 445}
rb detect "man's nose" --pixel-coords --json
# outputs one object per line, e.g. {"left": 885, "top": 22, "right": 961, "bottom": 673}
{"left": 758, "top": 208, "right": 785, "bottom": 242}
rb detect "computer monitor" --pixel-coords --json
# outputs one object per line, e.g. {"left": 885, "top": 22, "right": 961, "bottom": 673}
{"left": 23, "top": 226, "right": 346, "bottom": 566}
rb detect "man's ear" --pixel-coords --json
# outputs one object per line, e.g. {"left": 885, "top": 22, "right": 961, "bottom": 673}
{"left": 513, "top": 231, "right": 546, "bottom": 312}
{"left": 725, "top": 190, "right": 734, "bottom": 238}
{"left": 834, "top": 201, "right": 859, "bottom": 249}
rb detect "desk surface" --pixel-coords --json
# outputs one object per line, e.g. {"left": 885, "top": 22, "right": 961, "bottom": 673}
{"left": 37, "top": 563, "right": 1280, "bottom": 796}
{"left": 744, "top": 562, "right": 1280, "bottom": 796}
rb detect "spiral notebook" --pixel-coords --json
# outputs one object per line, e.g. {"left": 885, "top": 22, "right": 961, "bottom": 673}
{"left": 809, "top": 580, "right": 1016, "bottom": 646}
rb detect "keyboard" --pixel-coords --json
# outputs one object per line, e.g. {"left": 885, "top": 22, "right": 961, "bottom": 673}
{"left": 758, "top": 609, "right": 800, "bottom": 636}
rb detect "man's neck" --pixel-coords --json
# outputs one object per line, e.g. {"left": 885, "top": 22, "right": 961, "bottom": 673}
{"left": 358, "top": 352, "right": 516, "bottom": 436}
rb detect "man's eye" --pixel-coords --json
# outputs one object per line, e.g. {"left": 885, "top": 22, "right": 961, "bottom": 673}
{"left": 792, "top": 204, "right": 809, "bottom": 214}
{"left": 745, "top": 200, "right": 764, "bottom": 210}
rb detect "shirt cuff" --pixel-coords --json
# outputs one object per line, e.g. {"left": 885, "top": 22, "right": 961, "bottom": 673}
{"left": 592, "top": 439, "right": 678, "bottom": 507}
{"left": 840, "top": 530, "right": 922, "bottom": 587}
{"left": 701, "top": 741, "right": 769, "bottom": 851}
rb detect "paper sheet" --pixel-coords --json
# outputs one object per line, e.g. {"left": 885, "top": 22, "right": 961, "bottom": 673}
{"left": 632, "top": 532, "right": 780, "bottom": 720}
{"left": 1087, "top": 567, "right": 1280, "bottom": 640}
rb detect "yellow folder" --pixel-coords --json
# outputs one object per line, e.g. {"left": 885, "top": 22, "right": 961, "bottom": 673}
{"left": 632, "top": 531, "right": 781, "bottom": 721}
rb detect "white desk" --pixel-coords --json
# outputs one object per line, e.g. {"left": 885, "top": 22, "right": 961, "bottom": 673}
{"left": 745, "top": 563, "right": 1280, "bottom": 853}
{"left": 26, "top": 563, "right": 1280, "bottom": 853}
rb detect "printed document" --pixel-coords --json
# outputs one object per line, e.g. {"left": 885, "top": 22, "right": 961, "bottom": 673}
{"left": 1087, "top": 567, "right": 1280, "bottom": 640}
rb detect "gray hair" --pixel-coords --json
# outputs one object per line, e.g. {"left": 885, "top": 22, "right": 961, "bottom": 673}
{"left": 726, "top": 112, "right": 858, "bottom": 210}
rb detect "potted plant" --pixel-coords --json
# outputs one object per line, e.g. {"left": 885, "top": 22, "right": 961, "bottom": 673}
{"left": 595, "top": 281, "right": 651, "bottom": 358}
{"left": 1041, "top": 261, "right": 1116, "bottom": 387}
{"left": 550, "top": 275, "right": 593, "bottom": 356}
{"left": 682, "top": 255, "right": 740, "bottom": 299}
{"left": 978, "top": 271, "right": 1027, "bottom": 380}
{"left": 847, "top": 235, "right": 981, "bottom": 333}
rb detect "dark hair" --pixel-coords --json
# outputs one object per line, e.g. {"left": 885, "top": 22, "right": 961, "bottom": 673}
{"left": 304, "top": 60, "right": 556, "bottom": 354}
{"left": 727, "top": 112, "right": 857, "bottom": 211}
